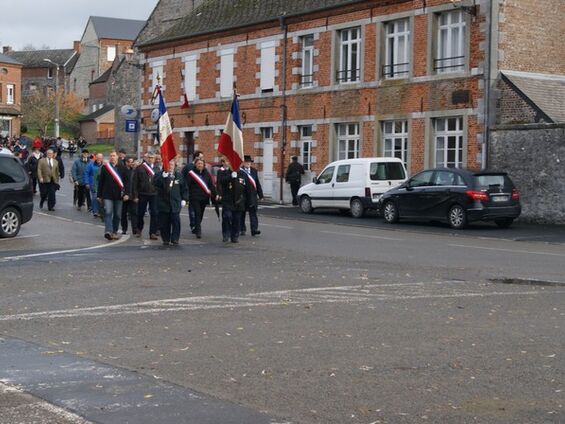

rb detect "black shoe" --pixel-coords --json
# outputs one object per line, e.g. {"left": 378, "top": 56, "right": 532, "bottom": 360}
{"left": 191, "top": 228, "right": 197, "bottom": 234}
{"left": 240, "top": 231, "right": 246, "bottom": 236}
{"left": 196, "top": 233, "right": 202, "bottom": 239}
{"left": 251, "top": 230, "right": 261, "bottom": 236}
{"left": 171, "top": 241, "right": 179, "bottom": 246}
{"left": 222, "top": 236, "right": 229, "bottom": 242}
{"left": 48, "top": 208, "right": 55, "bottom": 211}
{"left": 39, "top": 200, "right": 44, "bottom": 209}
{"left": 104, "top": 233, "right": 112, "bottom": 240}
{"left": 162, "top": 241, "right": 170, "bottom": 246}
{"left": 122, "top": 231, "right": 127, "bottom": 235}
{"left": 231, "top": 239, "right": 239, "bottom": 243}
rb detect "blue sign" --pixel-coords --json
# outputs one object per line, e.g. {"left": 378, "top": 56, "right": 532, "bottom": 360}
{"left": 125, "top": 120, "right": 139, "bottom": 133}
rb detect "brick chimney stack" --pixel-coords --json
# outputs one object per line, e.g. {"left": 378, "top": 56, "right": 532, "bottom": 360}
{"left": 2, "top": 46, "right": 12, "bottom": 54}
{"left": 73, "top": 41, "right": 81, "bottom": 53}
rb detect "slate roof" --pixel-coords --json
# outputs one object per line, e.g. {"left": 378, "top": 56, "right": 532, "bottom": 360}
{"left": 91, "top": 66, "right": 113, "bottom": 85}
{"left": 90, "top": 16, "right": 146, "bottom": 41}
{"left": 139, "top": 0, "right": 369, "bottom": 47}
{"left": 502, "top": 70, "right": 565, "bottom": 124}
{"left": 6, "top": 49, "right": 76, "bottom": 73}
{"left": 78, "top": 105, "right": 115, "bottom": 122}
{"left": 0, "top": 53, "right": 23, "bottom": 66}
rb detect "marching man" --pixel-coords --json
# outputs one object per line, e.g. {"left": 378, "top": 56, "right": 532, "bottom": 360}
{"left": 186, "top": 158, "right": 217, "bottom": 239}
{"left": 97, "top": 151, "right": 130, "bottom": 240}
{"left": 240, "top": 155, "right": 263, "bottom": 236}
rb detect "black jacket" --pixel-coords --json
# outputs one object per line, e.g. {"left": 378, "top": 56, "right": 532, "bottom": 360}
{"left": 154, "top": 170, "right": 188, "bottom": 213}
{"left": 219, "top": 169, "right": 247, "bottom": 212}
{"left": 186, "top": 168, "right": 216, "bottom": 202}
{"left": 56, "top": 156, "right": 65, "bottom": 179}
{"left": 26, "top": 155, "right": 40, "bottom": 176}
{"left": 133, "top": 161, "right": 157, "bottom": 198}
{"left": 241, "top": 166, "right": 263, "bottom": 208}
{"left": 97, "top": 163, "right": 129, "bottom": 200}
{"left": 286, "top": 162, "right": 305, "bottom": 183}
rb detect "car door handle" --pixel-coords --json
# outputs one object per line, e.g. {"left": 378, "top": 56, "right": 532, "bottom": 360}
{"left": 332, "top": 183, "right": 335, "bottom": 188}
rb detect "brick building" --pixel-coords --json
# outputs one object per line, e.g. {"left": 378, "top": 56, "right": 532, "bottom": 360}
{"left": 0, "top": 53, "right": 23, "bottom": 138}
{"left": 137, "top": 0, "right": 565, "bottom": 201}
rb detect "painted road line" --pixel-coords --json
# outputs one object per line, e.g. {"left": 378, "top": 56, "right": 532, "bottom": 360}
{"left": 261, "top": 223, "right": 294, "bottom": 229}
{"left": 0, "top": 234, "right": 40, "bottom": 241}
{"left": 1, "top": 234, "right": 131, "bottom": 262}
{"left": 321, "top": 230, "right": 404, "bottom": 241}
{"left": 448, "top": 244, "right": 565, "bottom": 258}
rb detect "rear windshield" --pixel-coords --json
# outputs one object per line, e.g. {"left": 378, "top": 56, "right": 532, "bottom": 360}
{"left": 370, "top": 162, "right": 406, "bottom": 181}
{"left": 473, "top": 174, "right": 513, "bottom": 189}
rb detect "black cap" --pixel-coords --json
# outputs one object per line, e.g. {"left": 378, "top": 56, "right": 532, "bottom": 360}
{"left": 118, "top": 148, "right": 127, "bottom": 154}
{"left": 243, "top": 155, "right": 253, "bottom": 162}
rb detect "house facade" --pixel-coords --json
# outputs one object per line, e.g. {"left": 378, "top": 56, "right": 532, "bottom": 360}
{"left": 0, "top": 53, "right": 23, "bottom": 138}
{"left": 137, "top": 0, "right": 564, "bottom": 201}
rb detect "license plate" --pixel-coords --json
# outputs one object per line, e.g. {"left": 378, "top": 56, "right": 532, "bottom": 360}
{"left": 491, "top": 195, "right": 509, "bottom": 202}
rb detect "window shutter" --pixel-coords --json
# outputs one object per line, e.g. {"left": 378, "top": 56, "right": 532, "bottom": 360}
{"left": 260, "top": 41, "right": 276, "bottom": 91}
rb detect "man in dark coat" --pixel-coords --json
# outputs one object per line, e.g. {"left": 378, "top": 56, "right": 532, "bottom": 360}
{"left": 285, "top": 155, "right": 305, "bottom": 205}
{"left": 185, "top": 158, "right": 216, "bottom": 239}
{"left": 97, "top": 151, "right": 130, "bottom": 240}
{"left": 218, "top": 160, "right": 247, "bottom": 243}
{"left": 26, "top": 148, "right": 41, "bottom": 194}
{"left": 181, "top": 150, "right": 205, "bottom": 232}
{"left": 240, "top": 155, "right": 263, "bottom": 236}
{"left": 133, "top": 152, "right": 159, "bottom": 240}
{"left": 121, "top": 157, "right": 139, "bottom": 235}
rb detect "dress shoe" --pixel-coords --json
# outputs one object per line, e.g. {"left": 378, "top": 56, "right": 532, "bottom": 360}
{"left": 111, "top": 233, "right": 120, "bottom": 240}
{"left": 48, "top": 208, "right": 55, "bottom": 211}
{"left": 104, "top": 233, "right": 112, "bottom": 240}
{"left": 231, "top": 239, "right": 239, "bottom": 243}
{"left": 251, "top": 230, "right": 261, "bottom": 236}
{"left": 150, "top": 234, "right": 159, "bottom": 240}
{"left": 39, "top": 200, "right": 44, "bottom": 209}
{"left": 162, "top": 241, "right": 170, "bottom": 246}
{"left": 196, "top": 233, "right": 202, "bottom": 239}
{"left": 171, "top": 241, "right": 179, "bottom": 246}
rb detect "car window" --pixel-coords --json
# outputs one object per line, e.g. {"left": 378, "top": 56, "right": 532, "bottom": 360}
{"left": 317, "top": 166, "right": 335, "bottom": 184}
{"left": 474, "top": 174, "right": 511, "bottom": 189}
{"left": 433, "top": 171, "right": 457, "bottom": 186}
{"left": 0, "top": 157, "right": 26, "bottom": 184}
{"left": 370, "top": 162, "right": 406, "bottom": 180}
{"left": 336, "top": 165, "right": 350, "bottom": 183}
{"left": 409, "top": 170, "right": 434, "bottom": 187}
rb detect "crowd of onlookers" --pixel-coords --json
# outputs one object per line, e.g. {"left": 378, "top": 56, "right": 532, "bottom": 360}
{"left": 1, "top": 135, "right": 86, "bottom": 162}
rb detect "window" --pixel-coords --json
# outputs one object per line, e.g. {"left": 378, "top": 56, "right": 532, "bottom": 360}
{"left": 92, "top": 104, "right": 97, "bottom": 113}
{"left": 47, "top": 67, "right": 53, "bottom": 79}
{"left": 0, "top": 157, "right": 26, "bottom": 184}
{"left": 318, "top": 166, "right": 335, "bottom": 184}
{"left": 220, "top": 49, "right": 234, "bottom": 98}
{"left": 261, "top": 127, "right": 273, "bottom": 140}
{"left": 260, "top": 42, "right": 276, "bottom": 92}
{"left": 337, "top": 27, "right": 361, "bottom": 83}
{"left": 409, "top": 170, "right": 434, "bottom": 187}
{"left": 432, "top": 170, "right": 461, "bottom": 186}
{"left": 152, "top": 65, "right": 163, "bottom": 90}
{"left": 435, "top": 10, "right": 466, "bottom": 73}
{"left": 382, "top": 120, "right": 408, "bottom": 168}
{"left": 300, "top": 35, "right": 314, "bottom": 87}
{"left": 184, "top": 56, "right": 197, "bottom": 101}
{"left": 336, "top": 165, "right": 351, "bottom": 183}
{"left": 6, "top": 84, "right": 14, "bottom": 104}
{"left": 383, "top": 19, "right": 410, "bottom": 79}
{"left": 336, "top": 123, "right": 360, "bottom": 160}
{"left": 107, "top": 46, "right": 116, "bottom": 62}
{"left": 370, "top": 162, "right": 406, "bottom": 181}
{"left": 434, "top": 117, "right": 464, "bottom": 168}
{"left": 300, "top": 125, "right": 313, "bottom": 170}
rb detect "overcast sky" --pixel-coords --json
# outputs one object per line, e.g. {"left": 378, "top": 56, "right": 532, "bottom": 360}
{"left": 0, "top": 0, "right": 158, "bottom": 51}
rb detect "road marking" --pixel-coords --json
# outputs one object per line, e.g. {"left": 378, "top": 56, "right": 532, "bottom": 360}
{"left": 448, "top": 244, "right": 565, "bottom": 257}
{"left": 261, "top": 223, "right": 294, "bottom": 229}
{"left": 0, "top": 281, "right": 561, "bottom": 322}
{"left": 1, "top": 234, "right": 130, "bottom": 262}
{"left": 0, "top": 234, "right": 40, "bottom": 241}
{"left": 321, "top": 230, "right": 403, "bottom": 241}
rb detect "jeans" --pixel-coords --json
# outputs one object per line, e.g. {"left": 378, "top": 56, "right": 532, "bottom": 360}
{"left": 103, "top": 199, "right": 122, "bottom": 234}
{"left": 90, "top": 190, "right": 100, "bottom": 215}
{"left": 137, "top": 194, "right": 158, "bottom": 235}
{"left": 39, "top": 182, "right": 57, "bottom": 209}
{"left": 159, "top": 211, "right": 181, "bottom": 243}
{"left": 121, "top": 200, "right": 138, "bottom": 233}
{"left": 222, "top": 208, "right": 241, "bottom": 241}
{"left": 240, "top": 206, "right": 258, "bottom": 233}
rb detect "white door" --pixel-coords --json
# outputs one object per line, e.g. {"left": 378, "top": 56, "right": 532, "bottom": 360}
{"left": 310, "top": 166, "right": 335, "bottom": 208}
{"left": 262, "top": 129, "right": 274, "bottom": 197}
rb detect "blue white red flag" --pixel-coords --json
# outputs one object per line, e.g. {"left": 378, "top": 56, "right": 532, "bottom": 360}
{"left": 157, "top": 88, "right": 177, "bottom": 172}
{"left": 218, "top": 95, "right": 244, "bottom": 170}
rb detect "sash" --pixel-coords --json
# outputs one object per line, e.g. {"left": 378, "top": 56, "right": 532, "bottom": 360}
{"left": 188, "top": 170, "right": 211, "bottom": 196}
{"left": 142, "top": 162, "right": 155, "bottom": 177}
{"left": 105, "top": 163, "right": 124, "bottom": 190}
{"left": 243, "top": 168, "right": 257, "bottom": 190}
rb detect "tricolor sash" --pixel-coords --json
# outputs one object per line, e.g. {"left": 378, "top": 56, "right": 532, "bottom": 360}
{"left": 105, "top": 163, "right": 124, "bottom": 189}
{"left": 243, "top": 168, "right": 257, "bottom": 190}
{"left": 142, "top": 162, "right": 155, "bottom": 177}
{"left": 188, "top": 170, "right": 211, "bottom": 196}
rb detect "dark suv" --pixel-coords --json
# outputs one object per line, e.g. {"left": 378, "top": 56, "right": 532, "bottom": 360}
{"left": 0, "top": 149, "right": 34, "bottom": 237}
{"left": 380, "top": 168, "right": 521, "bottom": 229}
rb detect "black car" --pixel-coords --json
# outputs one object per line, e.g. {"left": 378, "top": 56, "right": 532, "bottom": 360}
{"left": 0, "top": 148, "right": 34, "bottom": 237}
{"left": 380, "top": 168, "right": 521, "bottom": 229}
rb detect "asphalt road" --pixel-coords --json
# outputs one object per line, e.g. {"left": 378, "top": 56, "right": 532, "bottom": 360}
{"left": 0, "top": 170, "right": 564, "bottom": 424}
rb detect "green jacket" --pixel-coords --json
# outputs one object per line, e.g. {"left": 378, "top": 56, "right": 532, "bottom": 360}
{"left": 153, "top": 170, "right": 188, "bottom": 213}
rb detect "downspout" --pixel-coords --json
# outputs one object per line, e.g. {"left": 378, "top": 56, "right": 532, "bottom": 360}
{"left": 279, "top": 15, "right": 288, "bottom": 204}
{"left": 483, "top": 0, "right": 495, "bottom": 170}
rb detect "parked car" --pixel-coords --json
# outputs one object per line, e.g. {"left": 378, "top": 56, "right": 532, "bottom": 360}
{"left": 0, "top": 148, "right": 34, "bottom": 237}
{"left": 298, "top": 157, "right": 407, "bottom": 218}
{"left": 380, "top": 168, "right": 521, "bottom": 229}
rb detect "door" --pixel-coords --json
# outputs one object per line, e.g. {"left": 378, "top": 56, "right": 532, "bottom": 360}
{"left": 396, "top": 170, "right": 434, "bottom": 218}
{"left": 310, "top": 166, "right": 335, "bottom": 207}
{"left": 333, "top": 164, "right": 354, "bottom": 209}
{"left": 427, "top": 170, "right": 465, "bottom": 219}
{"left": 261, "top": 127, "right": 274, "bottom": 198}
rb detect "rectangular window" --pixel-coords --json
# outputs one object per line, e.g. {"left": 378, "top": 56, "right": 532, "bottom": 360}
{"left": 184, "top": 56, "right": 197, "bottom": 101}
{"left": 300, "top": 35, "right": 314, "bottom": 87}
{"left": 337, "top": 27, "right": 361, "bottom": 83}
{"left": 336, "top": 123, "right": 360, "bottom": 160}
{"left": 434, "top": 117, "right": 464, "bottom": 168}
{"left": 152, "top": 65, "right": 163, "bottom": 90}
{"left": 260, "top": 42, "right": 276, "bottom": 92}
{"left": 382, "top": 120, "right": 408, "bottom": 168}
{"left": 47, "top": 67, "right": 53, "bottom": 79}
{"left": 435, "top": 10, "right": 466, "bottom": 73}
{"left": 220, "top": 50, "right": 234, "bottom": 97}
{"left": 383, "top": 19, "right": 410, "bottom": 79}
{"left": 107, "top": 46, "right": 116, "bottom": 62}
{"left": 299, "top": 125, "right": 313, "bottom": 171}
{"left": 261, "top": 127, "right": 273, "bottom": 141}
{"left": 336, "top": 165, "right": 351, "bottom": 183}
{"left": 6, "top": 84, "right": 14, "bottom": 104}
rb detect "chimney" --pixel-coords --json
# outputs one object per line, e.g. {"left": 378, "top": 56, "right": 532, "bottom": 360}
{"left": 3, "top": 46, "right": 12, "bottom": 54}
{"left": 73, "top": 41, "right": 81, "bottom": 53}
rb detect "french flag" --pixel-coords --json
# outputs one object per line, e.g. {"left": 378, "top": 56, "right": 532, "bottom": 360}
{"left": 218, "top": 95, "right": 244, "bottom": 170}
{"left": 157, "top": 88, "right": 177, "bottom": 172}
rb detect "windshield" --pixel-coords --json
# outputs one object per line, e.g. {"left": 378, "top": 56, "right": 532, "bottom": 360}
{"left": 474, "top": 174, "right": 512, "bottom": 189}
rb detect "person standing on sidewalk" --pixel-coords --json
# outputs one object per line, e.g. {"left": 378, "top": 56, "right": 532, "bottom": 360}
{"left": 71, "top": 149, "right": 91, "bottom": 211}
{"left": 97, "top": 151, "right": 130, "bottom": 240}
{"left": 240, "top": 155, "right": 263, "bottom": 236}
{"left": 154, "top": 159, "right": 187, "bottom": 246}
{"left": 121, "top": 157, "right": 138, "bottom": 235}
{"left": 37, "top": 149, "right": 60, "bottom": 211}
{"left": 133, "top": 153, "right": 159, "bottom": 240}
{"left": 285, "top": 156, "right": 305, "bottom": 206}
{"left": 186, "top": 158, "right": 216, "bottom": 239}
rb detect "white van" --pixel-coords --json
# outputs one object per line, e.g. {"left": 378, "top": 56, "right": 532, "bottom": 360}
{"left": 297, "top": 157, "right": 407, "bottom": 218}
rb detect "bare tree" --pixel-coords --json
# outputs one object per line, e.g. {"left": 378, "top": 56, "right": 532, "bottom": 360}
{"left": 22, "top": 90, "right": 83, "bottom": 136}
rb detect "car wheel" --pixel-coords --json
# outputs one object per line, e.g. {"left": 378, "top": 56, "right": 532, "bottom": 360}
{"left": 300, "top": 195, "right": 314, "bottom": 214}
{"left": 448, "top": 205, "right": 467, "bottom": 229}
{"left": 350, "top": 198, "right": 365, "bottom": 219}
{"left": 495, "top": 218, "right": 514, "bottom": 229}
{"left": 0, "top": 207, "right": 21, "bottom": 238}
{"left": 383, "top": 201, "right": 399, "bottom": 224}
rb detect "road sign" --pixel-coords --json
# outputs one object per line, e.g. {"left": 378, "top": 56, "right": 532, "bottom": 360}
{"left": 125, "top": 120, "right": 139, "bottom": 133}
{"left": 120, "top": 105, "right": 137, "bottom": 119}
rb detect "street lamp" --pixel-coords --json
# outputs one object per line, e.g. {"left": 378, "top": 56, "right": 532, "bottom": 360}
{"left": 43, "top": 58, "right": 61, "bottom": 138}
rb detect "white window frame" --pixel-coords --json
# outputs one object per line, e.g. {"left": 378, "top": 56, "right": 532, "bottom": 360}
{"left": 152, "top": 64, "right": 163, "bottom": 91}
{"left": 337, "top": 27, "right": 361, "bottom": 84}
{"left": 6, "top": 84, "right": 14, "bottom": 104}
{"left": 384, "top": 19, "right": 410, "bottom": 79}
{"left": 299, "top": 125, "right": 313, "bottom": 170}
{"left": 434, "top": 117, "right": 464, "bottom": 168}
{"left": 107, "top": 45, "right": 116, "bottom": 62}
{"left": 220, "top": 49, "right": 234, "bottom": 98}
{"left": 382, "top": 120, "right": 408, "bottom": 168}
{"left": 260, "top": 41, "right": 276, "bottom": 92}
{"left": 184, "top": 56, "right": 197, "bottom": 101}
{"left": 336, "top": 123, "right": 360, "bottom": 160}
{"left": 261, "top": 127, "right": 273, "bottom": 141}
{"left": 435, "top": 10, "right": 466, "bottom": 73}
{"left": 300, "top": 35, "right": 314, "bottom": 88}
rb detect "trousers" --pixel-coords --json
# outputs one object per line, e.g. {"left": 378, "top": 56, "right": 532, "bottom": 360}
{"left": 159, "top": 211, "right": 181, "bottom": 243}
